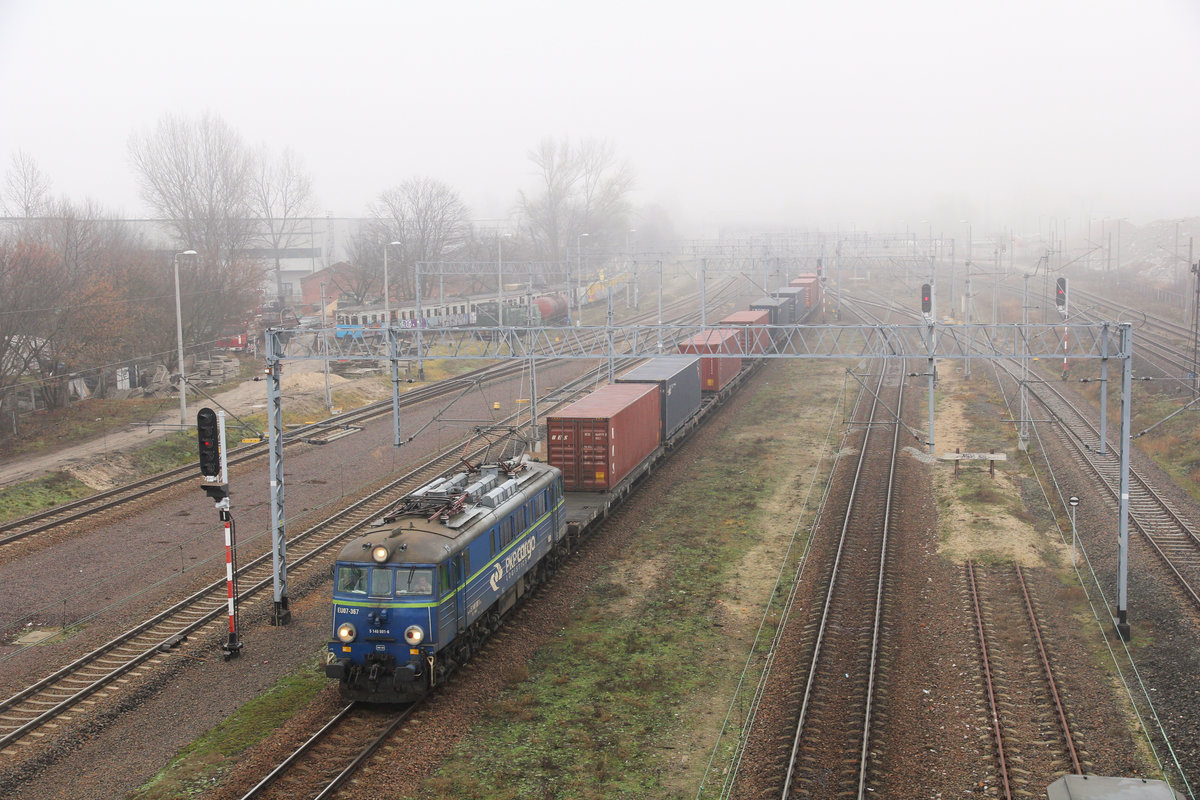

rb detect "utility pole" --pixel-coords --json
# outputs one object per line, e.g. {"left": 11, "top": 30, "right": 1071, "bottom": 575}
{"left": 1020, "top": 271, "right": 1032, "bottom": 451}
{"left": 320, "top": 282, "right": 332, "bottom": 412}
{"left": 1190, "top": 238, "right": 1199, "bottom": 398}
{"left": 964, "top": 260, "right": 972, "bottom": 378}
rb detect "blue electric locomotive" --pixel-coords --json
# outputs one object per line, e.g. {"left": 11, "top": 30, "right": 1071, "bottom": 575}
{"left": 325, "top": 457, "right": 566, "bottom": 702}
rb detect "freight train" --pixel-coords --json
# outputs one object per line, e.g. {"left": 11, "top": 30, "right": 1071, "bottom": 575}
{"left": 325, "top": 283, "right": 822, "bottom": 701}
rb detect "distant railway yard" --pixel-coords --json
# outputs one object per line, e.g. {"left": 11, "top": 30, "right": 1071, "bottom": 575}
{"left": 1, "top": 265, "right": 1198, "bottom": 800}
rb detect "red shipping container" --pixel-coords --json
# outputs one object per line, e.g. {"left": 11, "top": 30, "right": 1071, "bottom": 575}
{"left": 546, "top": 383, "right": 661, "bottom": 492}
{"left": 678, "top": 328, "right": 743, "bottom": 391}
{"left": 718, "top": 309, "right": 771, "bottom": 354}
{"left": 789, "top": 275, "right": 821, "bottom": 307}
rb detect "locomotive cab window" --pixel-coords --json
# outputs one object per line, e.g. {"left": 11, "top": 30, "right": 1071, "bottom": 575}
{"left": 440, "top": 556, "right": 465, "bottom": 597}
{"left": 337, "top": 565, "right": 367, "bottom": 595}
{"left": 369, "top": 568, "right": 392, "bottom": 598}
{"left": 397, "top": 568, "right": 434, "bottom": 596}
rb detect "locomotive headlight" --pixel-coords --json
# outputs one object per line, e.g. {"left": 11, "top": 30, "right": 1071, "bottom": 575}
{"left": 404, "top": 625, "right": 424, "bottom": 645}
{"left": 336, "top": 622, "right": 357, "bottom": 643}
{"left": 371, "top": 545, "right": 389, "bottom": 563}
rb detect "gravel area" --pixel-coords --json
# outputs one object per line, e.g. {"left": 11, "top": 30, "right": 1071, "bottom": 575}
{"left": 2, "top": 335, "right": 1197, "bottom": 798}
{"left": 0, "top": 358, "right": 594, "bottom": 798}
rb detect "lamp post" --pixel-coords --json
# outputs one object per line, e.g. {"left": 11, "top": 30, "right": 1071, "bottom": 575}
{"left": 958, "top": 220, "right": 972, "bottom": 320}
{"left": 497, "top": 232, "right": 512, "bottom": 326}
{"left": 320, "top": 281, "right": 332, "bottom": 412}
{"left": 626, "top": 229, "right": 637, "bottom": 307}
{"left": 571, "top": 233, "right": 589, "bottom": 325}
{"left": 1069, "top": 495, "right": 1080, "bottom": 567}
{"left": 383, "top": 241, "right": 401, "bottom": 325}
{"left": 173, "top": 249, "right": 197, "bottom": 427}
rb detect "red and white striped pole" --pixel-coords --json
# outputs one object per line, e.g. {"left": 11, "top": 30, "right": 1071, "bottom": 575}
{"left": 201, "top": 409, "right": 242, "bottom": 660}
{"left": 220, "top": 507, "right": 241, "bottom": 659}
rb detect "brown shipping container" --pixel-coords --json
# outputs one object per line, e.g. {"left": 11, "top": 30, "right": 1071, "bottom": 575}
{"left": 718, "top": 309, "right": 771, "bottom": 354}
{"left": 546, "top": 383, "right": 661, "bottom": 492}
{"left": 789, "top": 275, "right": 821, "bottom": 307}
{"left": 678, "top": 328, "right": 743, "bottom": 391}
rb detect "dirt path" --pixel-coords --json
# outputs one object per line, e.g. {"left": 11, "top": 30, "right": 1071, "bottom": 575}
{"left": 0, "top": 362, "right": 367, "bottom": 489}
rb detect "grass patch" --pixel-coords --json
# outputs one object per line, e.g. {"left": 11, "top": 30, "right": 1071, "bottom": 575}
{"left": 129, "top": 656, "right": 327, "bottom": 800}
{"left": 0, "top": 473, "right": 94, "bottom": 523}
{"left": 421, "top": 361, "right": 845, "bottom": 800}
{"left": 124, "top": 430, "right": 205, "bottom": 474}
{"left": 0, "top": 429, "right": 205, "bottom": 523}
{"left": 0, "top": 396, "right": 186, "bottom": 461}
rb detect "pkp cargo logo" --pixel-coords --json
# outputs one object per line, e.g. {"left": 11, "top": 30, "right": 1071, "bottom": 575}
{"left": 488, "top": 534, "right": 539, "bottom": 593}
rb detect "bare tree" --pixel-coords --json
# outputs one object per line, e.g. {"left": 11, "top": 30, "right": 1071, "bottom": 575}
{"left": 128, "top": 112, "right": 263, "bottom": 355}
{"left": 518, "top": 137, "right": 635, "bottom": 260}
{"left": 519, "top": 138, "right": 579, "bottom": 261}
{"left": 0, "top": 237, "right": 70, "bottom": 424}
{"left": 369, "top": 178, "right": 470, "bottom": 302}
{"left": 2, "top": 149, "right": 53, "bottom": 219}
{"left": 250, "top": 146, "right": 314, "bottom": 306}
{"left": 576, "top": 139, "right": 635, "bottom": 244}
{"left": 339, "top": 229, "right": 385, "bottom": 305}
{"left": 19, "top": 200, "right": 162, "bottom": 405}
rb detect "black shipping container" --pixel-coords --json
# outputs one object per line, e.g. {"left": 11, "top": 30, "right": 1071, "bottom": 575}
{"left": 749, "top": 297, "right": 788, "bottom": 326}
{"left": 616, "top": 356, "right": 702, "bottom": 440}
{"left": 766, "top": 291, "right": 798, "bottom": 324}
{"left": 772, "top": 286, "right": 806, "bottom": 311}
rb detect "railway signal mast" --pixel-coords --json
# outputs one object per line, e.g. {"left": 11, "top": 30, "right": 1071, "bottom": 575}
{"left": 919, "top": 283, "right": 936, "bottom": 453}
{"left": 197, "top": 407, "right": 243, "bottom": 660}
{"left": 1056, "top": 277, "right": 1069, "bottom": 378}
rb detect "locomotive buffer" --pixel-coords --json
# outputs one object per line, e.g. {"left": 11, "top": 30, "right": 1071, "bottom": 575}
{"left": 197, "top": 408, "right": 243, "bottom": 660}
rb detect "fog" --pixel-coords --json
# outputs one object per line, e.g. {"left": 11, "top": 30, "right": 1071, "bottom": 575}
{"left": 2, "top": 0, "right": 1197, "bottom": 234}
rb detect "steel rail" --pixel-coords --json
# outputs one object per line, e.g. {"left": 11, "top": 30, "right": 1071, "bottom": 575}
{"left": 994, "top": 359, "right": 1200, "bottom": 610}
{"left": 1015, "top": 563, "right": 1082, "bottom": 775}
{"left": 0, "top": 435, "right": 508, "bottom": 750}
{"left": 0, "top": 287, "right": 721, "bottom": 547}
{"left": 780, "top": 358, "right": 901, "bottom": 798}
{"left": 968, "top": 560, "right": 1013, "bottom": 800}
{"left": 0, "top": 293, "right": 736, "bottom": 752}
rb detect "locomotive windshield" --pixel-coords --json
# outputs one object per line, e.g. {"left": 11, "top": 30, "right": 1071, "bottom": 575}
{"left": 397, "top": 568, "right": 434, "bottom": 596}
{"left": 369, "top": 568, "right": 392, "bottom": 597}
{"left": 336, "top": 565, "right": 367, "bottom": 595}
{"left": 335, "top": 564, "right": 433, "bottom": 597}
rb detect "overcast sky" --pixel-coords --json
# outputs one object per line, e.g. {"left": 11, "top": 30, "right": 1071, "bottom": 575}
{"left": 2, "top": 0, "right": 1197, "bottom": 238}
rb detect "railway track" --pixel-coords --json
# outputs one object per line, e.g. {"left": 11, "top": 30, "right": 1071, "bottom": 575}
{"left": 0, "top": 365, "right": 516, "bottom": 549}
{"left": 991, "top": 358, "right": 1200, "bottom": 609}
{"left": 0, "top": 360, "right": 626, "bottom": 754}
{"left": 725, "top": 355, "right": 905, "bottom": 799}
{"left": 238, "top": 701, "right": 418, "bottom": 800}
{"left": 0, "top": 435, "right": 503, "bottom": 754}
{"left": 0, "top": 287, "right": 727, "bottom": 552}
{"left": 966, "top": 560, "right": 1082, "bottom": 796}
{"left": 851, "top": 284, "right": 1200, "bottom": 612}
{"left": 0, "top": 275, "right": 757, "bottom": 755}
